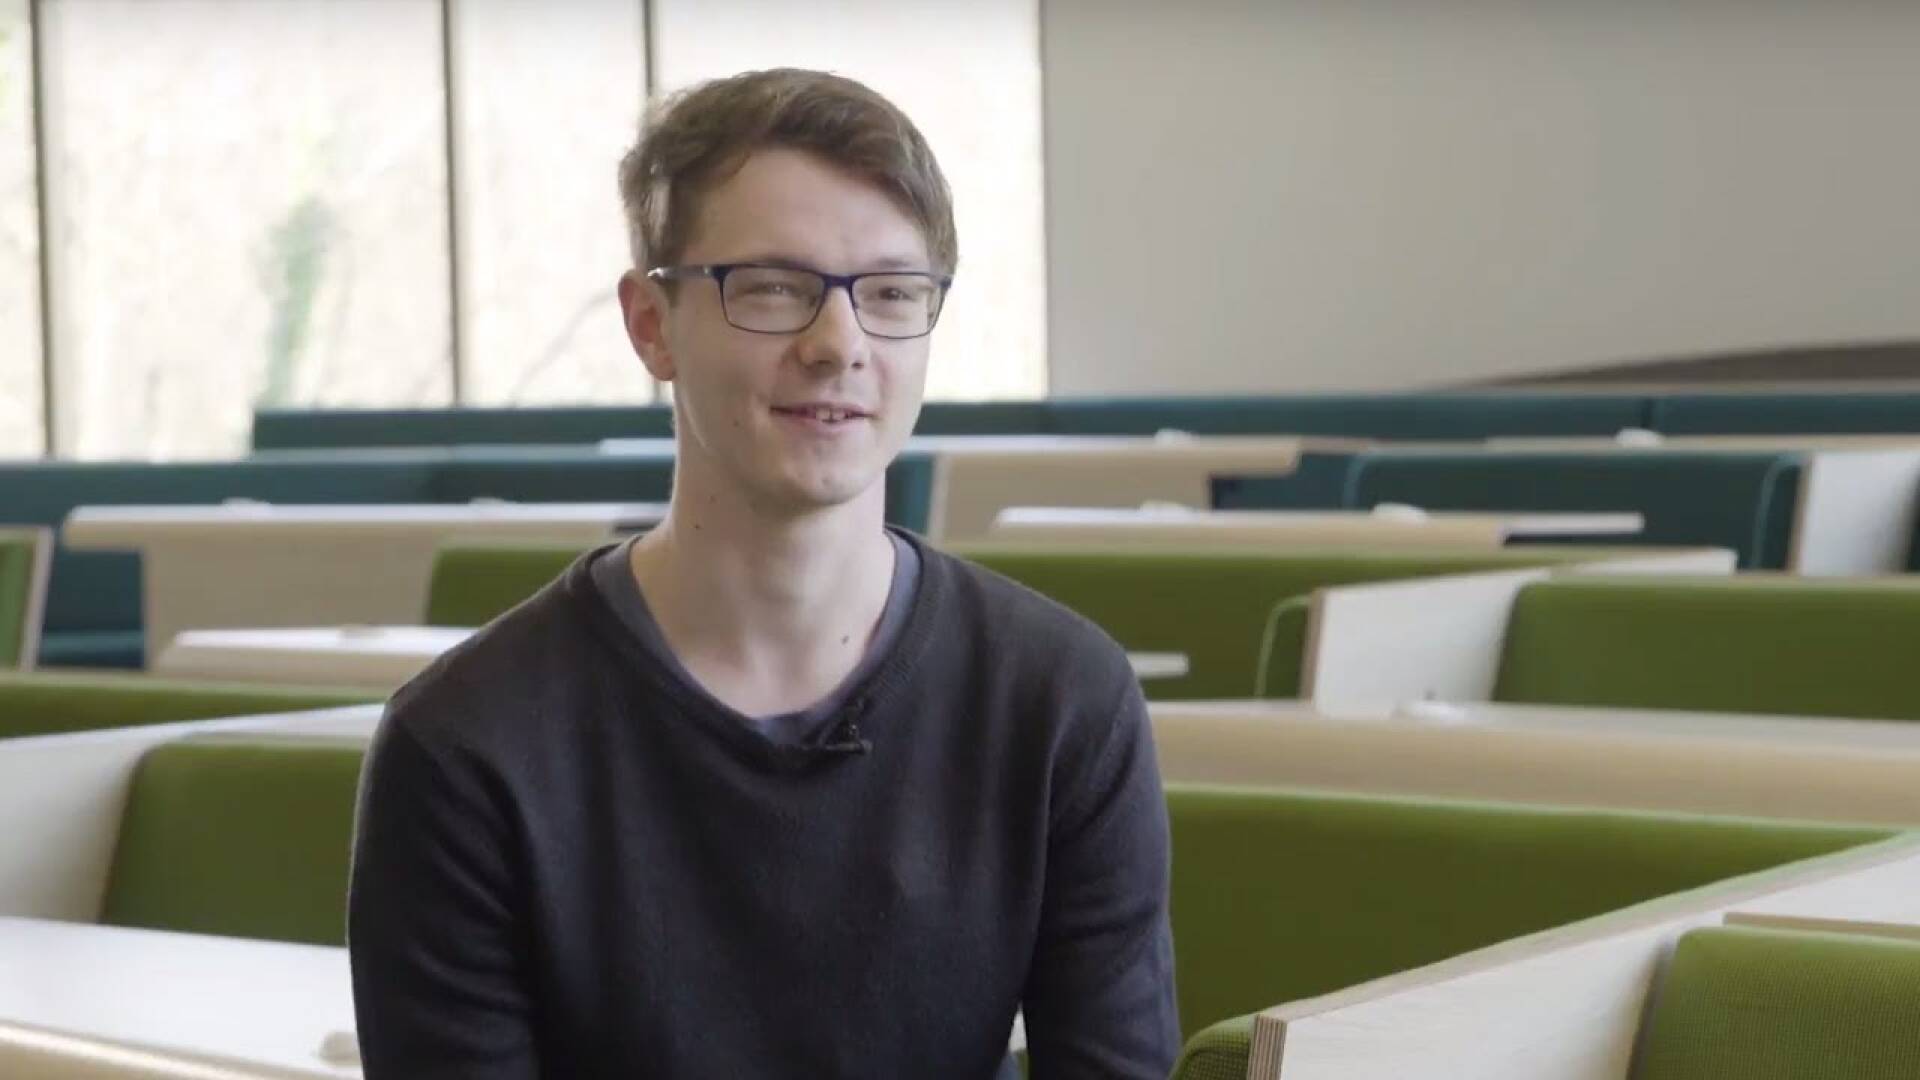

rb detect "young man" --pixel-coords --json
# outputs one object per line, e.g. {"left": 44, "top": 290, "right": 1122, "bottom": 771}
{"left": 349, "top": 68, "right": 1178, "bottom": 1078}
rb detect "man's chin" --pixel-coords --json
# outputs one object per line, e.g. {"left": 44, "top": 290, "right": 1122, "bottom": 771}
{"left": 760, "top": 467, "right": 883, "bottom": 518}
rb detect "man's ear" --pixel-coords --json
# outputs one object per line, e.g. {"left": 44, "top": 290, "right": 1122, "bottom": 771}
{"left": 618, "top": 269, "right": 677, "bottom": 383}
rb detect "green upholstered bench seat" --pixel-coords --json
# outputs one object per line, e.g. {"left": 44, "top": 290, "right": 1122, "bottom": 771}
{"left": 1337, "top": 450, "right": 1802, "bottom": 569}
{"left": 1495, "top": 576, "right": 1920, "bottom": 721}
{"left": 0, "top": 671, "right": 374, "bottom": 740}
{"left": 86, "top": 735, "right": 1889, "bottom": 1053}
{"left": 1163, "top": 784, "right": 1884, "bottom": 1044}
{"left": 959, "top": 547, "right": 1648, "bottom": 699}
{"left": 1637, "top": 925, "right": 1920, "bottom": 1080}
{"left": 100, "top": 735, "right": 369, "bottom": 946}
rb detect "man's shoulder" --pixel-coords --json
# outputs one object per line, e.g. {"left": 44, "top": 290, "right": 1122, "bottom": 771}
{"left": 381, "top": 558, "right": 610, "bottom": 756}
{"left": 922, "top": 543, "right": 1135, "bottom": 692}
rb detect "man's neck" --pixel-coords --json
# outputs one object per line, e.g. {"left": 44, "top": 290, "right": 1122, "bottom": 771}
{"left": 626, "top": 474, "right": 898, "bottom": 718}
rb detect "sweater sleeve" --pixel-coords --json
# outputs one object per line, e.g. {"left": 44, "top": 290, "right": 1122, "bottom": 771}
{"left": 1021, "top": 667, "right": 1182, "bottom": 1077}
{"left": 348, "top": 712, "right": 541, "bottom": 1079}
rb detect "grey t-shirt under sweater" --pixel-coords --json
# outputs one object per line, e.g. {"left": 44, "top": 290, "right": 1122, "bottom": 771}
{"left": 587, "top": 529, "right": 920, "bottom": 747}
{"left": 349, "top": 530, "right": 1178, "bottom": 1078}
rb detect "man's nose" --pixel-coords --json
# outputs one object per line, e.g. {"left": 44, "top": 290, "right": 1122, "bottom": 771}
{"left": 793, "top": 286, "right": 870, "bottom": 371}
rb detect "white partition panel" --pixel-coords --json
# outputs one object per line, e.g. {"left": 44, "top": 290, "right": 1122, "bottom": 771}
{"left": 1788, "top": 447, "right": 1920, "bottom": 575}
{"left": 1303, "top": 570, "right": 1545, "bottom": 710}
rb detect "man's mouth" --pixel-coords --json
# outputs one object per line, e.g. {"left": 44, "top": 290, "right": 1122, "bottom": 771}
{"left": 773, "top": 405, "right": 871, "bottom": 424}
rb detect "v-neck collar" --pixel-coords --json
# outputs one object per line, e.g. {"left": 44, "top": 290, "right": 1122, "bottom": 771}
{"left": 568, "top": 526, "right": 944, "bottom": 772}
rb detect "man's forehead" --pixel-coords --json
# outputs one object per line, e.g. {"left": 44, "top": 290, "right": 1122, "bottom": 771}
{"left": 683, "top": 148, "right": 932, "bottom": 268}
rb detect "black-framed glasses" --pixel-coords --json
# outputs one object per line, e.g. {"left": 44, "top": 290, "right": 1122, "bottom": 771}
{"left": 646, "top": 262, "right": 953, "bottom": 340}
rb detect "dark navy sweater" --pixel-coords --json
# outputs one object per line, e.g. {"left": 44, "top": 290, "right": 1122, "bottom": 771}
{"left": 348, "top": 532, "right": 1179, "bottom": 1078}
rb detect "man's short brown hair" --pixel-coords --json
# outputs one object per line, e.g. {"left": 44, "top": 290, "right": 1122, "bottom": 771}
{"left": 618, "top": 68, "right": 958, "bottom": 276}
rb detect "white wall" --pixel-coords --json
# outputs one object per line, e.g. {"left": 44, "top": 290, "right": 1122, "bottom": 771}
{"left": 1041, "top": 1, "right": 1920, "bottom": 396}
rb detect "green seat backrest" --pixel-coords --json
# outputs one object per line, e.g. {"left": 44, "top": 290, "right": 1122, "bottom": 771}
{"left": 961, "top": 547, "right": 1632, "bottom": 699}
{"left": 422, "top": 446, "right": 677, "bottom": 503}
{"left": 424, "top": 543, "right": 584, "bottom": 626}
{"left": 1495, "top": 576, "right": 1920, "bottom": 721}
{"left": 1651, "top": 390, "right": 1920, "bottom": 436}
{"left": 0, "top": 671, "right": 374, "bottom": 740}
{"left": 255, "top": 402, "right": 1046, "bottom": 449}
{"left": 916, "top": 401, "right": 1055, "bottom": 435}
{"left": 100, "top": 736, "right": 369, "bottom": 946}
{"left": 1637, "top": 925, "right": 1920, "bottom": 1080}
{"left": 0, "top": 528, "right": 49, "bottom": 669}
{"left": 253, "top": 405, "right": 680, "bottom": 450}
{"left": 1344, "top": 451, "right": 1802, "bottom": 568}
{"left": 1163, "top": 784, "right": 1885, "bottom": 1042}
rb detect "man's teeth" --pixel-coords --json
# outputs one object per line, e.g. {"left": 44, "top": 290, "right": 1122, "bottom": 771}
{"left": 797, "top": 407, "right": 854, "bottom": 422}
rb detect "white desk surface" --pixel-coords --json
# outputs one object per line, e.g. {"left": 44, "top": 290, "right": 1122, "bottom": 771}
{"left": 168, "top": 625, "right": 472, "bottom": 657}
{"left": 63, "top": 502, "right": 666, "bottom": 545}
{"left": 991, "top": 506, "right": 1645, "bottom": 540}
{"left": 0, "top": 917, "right": 358, "bottom": 1078}
{"left": 155, "top": 626, "right": 473, "bottom": 690}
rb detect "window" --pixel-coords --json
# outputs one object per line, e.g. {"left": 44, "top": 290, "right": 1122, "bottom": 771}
{"left": 15, "top": 0, "right": 1047, "bottom": 459}
{"left": 38, "top": 0, "right": 452, "bottom": 460}
{"left": 653, "top": 0, "right": 1048, "bottom": 400}
{"left": 448, "top": 0, "right": 656, "bottom": 407}
{"left": 0, "top": 0, "right": 40, "bottom": 458}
